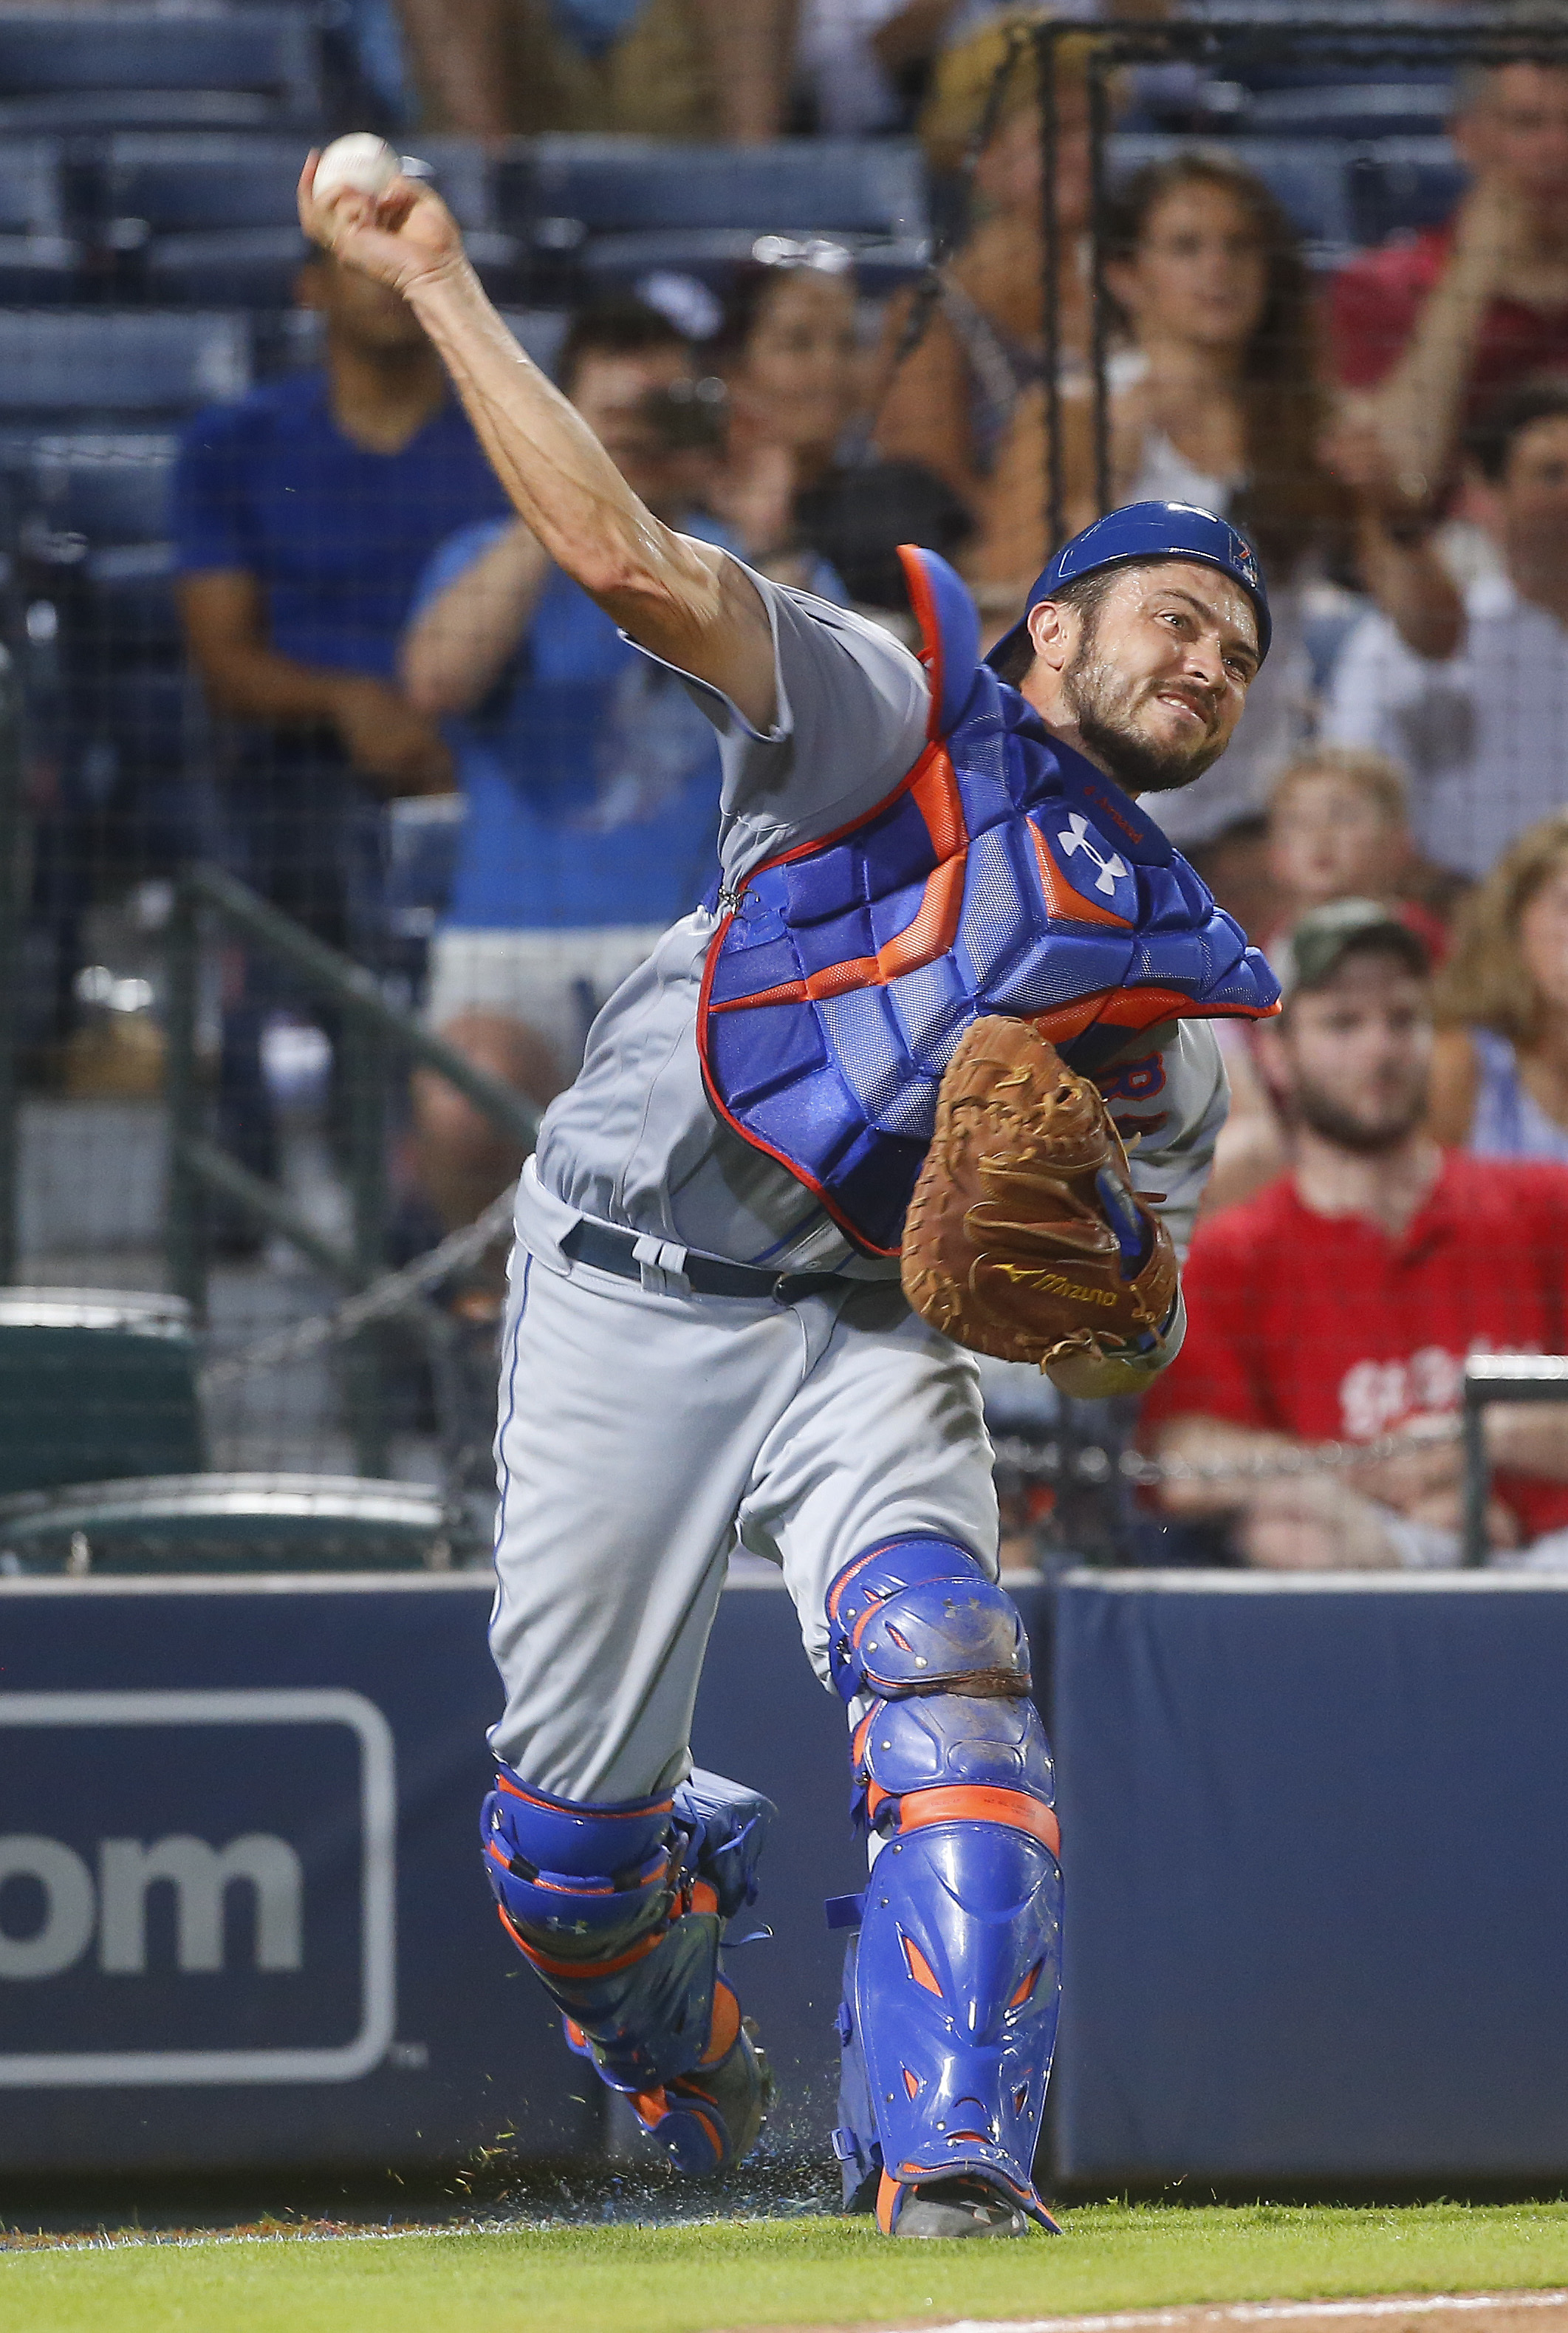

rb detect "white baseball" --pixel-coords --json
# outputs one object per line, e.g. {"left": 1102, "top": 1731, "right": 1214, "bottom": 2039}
{"left": 312, "top": 133, "right": 400, "bottom": 208}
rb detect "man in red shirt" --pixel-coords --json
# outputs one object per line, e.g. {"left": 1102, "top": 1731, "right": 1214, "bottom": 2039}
{"left": 1141, "top": 898, "right": 1568, "bottom": 1568}
{"left": 1331, "top": 34, "right": 1568, "bottom": 504}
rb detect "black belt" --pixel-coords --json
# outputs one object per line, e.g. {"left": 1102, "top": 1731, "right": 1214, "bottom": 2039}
{"left": 561, "top": 1218, "right": 849, "bottom": 1305}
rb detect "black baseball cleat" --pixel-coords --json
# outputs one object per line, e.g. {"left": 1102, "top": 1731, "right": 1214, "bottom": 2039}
{"left": 883, "top": 2173, "right": 1057, "bottom": 2238}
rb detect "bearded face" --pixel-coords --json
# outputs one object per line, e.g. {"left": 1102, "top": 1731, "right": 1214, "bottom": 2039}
{"left": 1026, "top": 561, "right": 1260, "bottom": 795}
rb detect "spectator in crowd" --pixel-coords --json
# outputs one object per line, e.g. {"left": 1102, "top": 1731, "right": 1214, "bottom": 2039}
{"left": 399, "top": 302, "right": 739, "bottom": 1236}
{"left": 1259, "top": 748, "right": 1448, "bottom": 966}
{"left": 1140, "top": 899, "right": 1568, "bottom": 1570}
{"left": 708, "top": 246, "right": 970, "bottom": 612}
{"left": 1332, "top": 6, "right": 1568, "bottom": 508}
{"left": 1203, "top": 749, "right": 1447, "bottom": 1215}
{"left": 1429, "top": 809, "right": 1568, "bottom": 1162}
{"left": 1321, "top": 377, "right": 1568, "bottom": 881}
{"left": 174, "top": 246, "right": 507, "bottom": 1200}
{"left": 968, "top": 151, "right": 1448, "bottom": 851}
{"left": 393, "top": 0, "right": 793, "bottom": 141}
{"left": 872, "top": 23, "right": 1097, "bottom": 518}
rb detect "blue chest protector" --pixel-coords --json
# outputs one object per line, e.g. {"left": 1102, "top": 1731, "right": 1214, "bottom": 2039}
{"left": 696, "top": 546, "right": 1280, "bottom": 1257}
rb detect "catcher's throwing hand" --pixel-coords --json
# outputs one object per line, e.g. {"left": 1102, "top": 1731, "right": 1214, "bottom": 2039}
{"left": 297, "top": 151, "right": 465, "bottom": 302}
{"left": 902, "top": 1016, "right": 1179, "bottom": 1387}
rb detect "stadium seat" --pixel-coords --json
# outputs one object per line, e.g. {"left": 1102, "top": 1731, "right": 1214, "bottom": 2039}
{"left": 19, "top": 430, "right": 182, "bottom": 674}
{"left": 0, "top": 310, "right": 249, "bottom": 426}
{"left": 581, "top": 228, "right": 927, "bottom": 297}
{"left": 0, "top": 1471, "right": 451, "bottom": 1571}
{"left": 1109, "top": 132, "right": 1354, "bottom": 257}
{"left": 95, "top": 132, "right": 522, "bottom": 307}
{"left": 0, "top": 1290, "right": 203, "bottom": 1497}
{"left": 1239, "top": 83, "right": 1453, "bottom": 140}
{"left": 0, "top": 7, "right": 323, "bottom": 134}
{"left": 503, "top": 134, "right": 929, "bottom": 296}
{"left": 1346, "top": 137, "right": 1468, "bottom": 250}
{"left": 25, "top": 429, "right": 177, "bottom": 546}
{"left": 511, "top": 134, "right": 927, "bottom": 236}
{"left": 496, "top": 309, "right": 569, "bottom": 372}
{"left": 0, "top": 136, "right": 82, "bottom": 300}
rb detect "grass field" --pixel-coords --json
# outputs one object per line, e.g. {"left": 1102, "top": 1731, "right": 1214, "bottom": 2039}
{"left": 7, "top": 2201, "right": 1568, "bottom": 2333}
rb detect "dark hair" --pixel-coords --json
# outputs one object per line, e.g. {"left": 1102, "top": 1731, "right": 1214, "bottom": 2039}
{"left": 987, "top": 566, "right": 1123, "bottom": 686}
{"left": 555, "top": 298, "right": 690, "bottom": 397}
{"left": 1462, "top": 375, "right": 1568, "bottom": 482}
{"left": 1103, "top": 151, "right": 1343, "bottom": 576}
{"left": 1454, "top": 0, "right": 1568, "bottom": 116}
{"left": 711, "top": 247, "right": 855, "bottom": 371}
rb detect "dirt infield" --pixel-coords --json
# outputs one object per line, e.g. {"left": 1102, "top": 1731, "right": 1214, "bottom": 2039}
{"left": 722, "top": 2292, "right": 1568, "bottom": 2333}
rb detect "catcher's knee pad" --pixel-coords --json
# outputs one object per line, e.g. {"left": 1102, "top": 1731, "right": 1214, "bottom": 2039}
{"left": 826, "top": 1535, "right": 1031, "bottom": 1706}
{"left": 481, "top": 1764, "right": 773, "bottom": 2173}
{"left": 824, "top": 1538, "right": 1062, "bottom": 2233}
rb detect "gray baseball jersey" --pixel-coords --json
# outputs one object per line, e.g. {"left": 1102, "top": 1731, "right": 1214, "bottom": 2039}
{"left": 524, "top": 563, "right": 1230, "bottom": 1278}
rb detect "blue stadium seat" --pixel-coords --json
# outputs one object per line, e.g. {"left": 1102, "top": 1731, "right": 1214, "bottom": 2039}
{"left": 1241, "top": 83, "right": 1454, "bottom": 140}
{"left": 100, "top": 131, "right": 313, "bottom": 235}
{"left": 1108, "top": 133, "right": 1354, "bottom": 257}
{"left": 581, "top": 228, "right": 927, "bottom": 297}
{"left": 100, "top": 131, "right": 499, "bottom": 237}
{"left": 0, "top": 135, "right": 81, "bottom": 298}
{"left": 22, "top": 431, "right": 180, "bottom": 632}
{"left": 505, "top": 135, "right": 929, "bottom": 302}
{"left": 0, "top": 310, "right": 250, "bottom": 420}
{"left": 496, "top": 310, "right": 570, "bottom": 372}
{"left": 24, "top": 430, "right": 177, "bottom": 549}
{"left": 94, "top": 133, "right": 521, "bottom": 307}
{"left": 1346, "top": 138, "right": 1468, "bottom": 250}
{"left": 510, "top": 134, "right": 928, "bottom": 239}
{"left": 0, "top": 7, "right": 323, "bottom": 133}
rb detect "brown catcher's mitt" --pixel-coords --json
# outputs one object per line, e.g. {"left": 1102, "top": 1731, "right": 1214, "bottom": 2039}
{"left": 901, "top": 1016, "right": 1178, "bottom": 1372}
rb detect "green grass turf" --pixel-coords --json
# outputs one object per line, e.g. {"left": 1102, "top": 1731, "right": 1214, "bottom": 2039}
{"left": 6, "top": 2202, "right": 1568, "bottom": 2333}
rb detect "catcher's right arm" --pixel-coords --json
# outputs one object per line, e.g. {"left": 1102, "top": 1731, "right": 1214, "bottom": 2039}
{"left": 902, "top": 1015, "right": 1196, "bottom": 1398}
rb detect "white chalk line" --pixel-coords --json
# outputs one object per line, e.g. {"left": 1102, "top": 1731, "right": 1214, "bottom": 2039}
{"left": 905, "top": 2294, "right": 1568, "bottom": 2333}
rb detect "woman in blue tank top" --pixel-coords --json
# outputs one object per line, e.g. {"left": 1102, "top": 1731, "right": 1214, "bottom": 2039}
{"left": 1430, "top": 811, "right": 1568, "bottom": 1162}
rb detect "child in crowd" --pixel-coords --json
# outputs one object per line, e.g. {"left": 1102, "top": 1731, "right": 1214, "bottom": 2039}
{"left": 1259, "top": 747, "right": 1450, "bottom": 970}
{"left": 1204, "top": 747, "right": 1448, "bottom": 1216}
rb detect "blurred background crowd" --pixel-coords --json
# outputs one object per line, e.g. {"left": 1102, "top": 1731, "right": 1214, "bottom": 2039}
{"left": 8, "top": 0, "right": 1568, "bottom": 1577}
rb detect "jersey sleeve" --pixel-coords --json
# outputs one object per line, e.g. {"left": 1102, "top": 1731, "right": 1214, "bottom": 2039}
{"left": 1120, "top": 1021, "right": 1229, "bottom": 1265}
{"left": 171, "top": 400, "right": 260, "bottom": 577}
{"left": 630, "top": 554, "right": 932, "bottom": 883}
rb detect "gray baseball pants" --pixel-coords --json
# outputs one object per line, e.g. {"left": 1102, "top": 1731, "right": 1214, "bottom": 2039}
{"left": 487, "top": 1218, "right": 1001, "bottom": 1806}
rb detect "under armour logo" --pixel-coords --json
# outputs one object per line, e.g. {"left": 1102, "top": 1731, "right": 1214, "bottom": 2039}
{"left": 1058, "top": 812, "right": 1128, "bottom": 895}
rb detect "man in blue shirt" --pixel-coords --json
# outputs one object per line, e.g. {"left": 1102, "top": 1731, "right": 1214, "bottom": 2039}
{"left": 174, "top": 246, "right": 507, "bottom": 1197}
{"left": 400, "top": 300, "right": 841, "bottom": 1237}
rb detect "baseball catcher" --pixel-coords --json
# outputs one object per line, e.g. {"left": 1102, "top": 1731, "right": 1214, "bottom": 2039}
{"left": 300, "top": 155, "right": 1278, "bottom": 2238}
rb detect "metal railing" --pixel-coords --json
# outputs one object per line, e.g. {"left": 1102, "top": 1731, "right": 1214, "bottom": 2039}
{"left": 164, "top": 861, "right": 539, "bottom": 1476}
{"left": 1462, "top": 1355, "right": 1568, "bottom": 1571}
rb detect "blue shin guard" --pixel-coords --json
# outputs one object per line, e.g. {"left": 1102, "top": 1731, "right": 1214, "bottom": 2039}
{"left": 482, "top": 1763, "right": 773, "bottom": 2173}
{"left": 826, "top": 1538, "right": 1063, "bottom": 2234}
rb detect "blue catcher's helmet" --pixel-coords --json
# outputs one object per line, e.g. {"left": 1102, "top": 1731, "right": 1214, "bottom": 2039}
{"left": 983, "top": 498, "right": 1271, "bottom": 675}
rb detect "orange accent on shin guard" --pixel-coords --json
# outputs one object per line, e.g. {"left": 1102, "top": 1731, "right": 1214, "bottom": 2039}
{"left": 495, "top": 1902, "right": 665, "bottom": 1982}
{"left": 901, "top": 1933, "right": 943, "bottom": 1997}
{"left": 894, "top": 1786, "right": 1061, "bottom": 1858}
{"left": 699, "top": 1978, "right": 742, "bottom": 2066}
